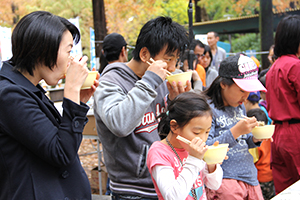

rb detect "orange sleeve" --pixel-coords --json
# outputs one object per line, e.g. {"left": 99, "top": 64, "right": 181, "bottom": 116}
{"left": 196, "top": 64, "right": 206, "bottom": 87}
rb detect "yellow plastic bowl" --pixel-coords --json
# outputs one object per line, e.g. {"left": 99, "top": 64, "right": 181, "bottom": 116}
{"left": 251, "top": 125, "right": 275, "bottom": 139}
{"left": 81, "top": 71, "right": 98, "bottom": 89}
{"left": 165, "top": 71, "right": 192, "bottom": 86}
{"left": 203, "top": 143, "right": 229, "bottom": 165}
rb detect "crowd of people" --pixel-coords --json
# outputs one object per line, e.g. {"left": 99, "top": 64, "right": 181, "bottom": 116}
{"left": 0, "top": 10, "right": 300, "bottom": 200}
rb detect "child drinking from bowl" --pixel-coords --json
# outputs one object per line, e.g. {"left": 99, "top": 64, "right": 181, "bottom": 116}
{"left": 247, "top": 108, "right": 275, "bottom": 200}
{"left": 147, "top": 92, "right": 223, "bottom": 200}
{"left": 204, "top": 54, "right": 267, "bottom": 200}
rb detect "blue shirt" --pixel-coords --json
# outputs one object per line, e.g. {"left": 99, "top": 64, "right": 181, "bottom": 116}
{"left": 206, "top": 101, "right": 260, "bottom": 186}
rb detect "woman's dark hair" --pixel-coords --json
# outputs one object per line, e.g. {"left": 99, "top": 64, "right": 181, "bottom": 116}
{"left": 247, "top": 108, "right": 268, "bottom": 124}
{"left": 203, "top": 45, "right": 213, "bottom": 71}
{"left": 132, "top": 16, "right": 189, "bottom": 62}
{"left": 157, "top": 92, "right": 212, "bottom": 137}
{"left": 204, "top": 76, "right": 234, "bottom": 110}
{"left": 274, "top": 15, "right": 300, "bottom": 57}
{"left": 9, "top": 11, "right": 80, "bottom": 76}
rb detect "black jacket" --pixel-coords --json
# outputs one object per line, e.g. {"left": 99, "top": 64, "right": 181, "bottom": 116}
{"left": 0, "top": 62, "right": 91, "bottom": 200}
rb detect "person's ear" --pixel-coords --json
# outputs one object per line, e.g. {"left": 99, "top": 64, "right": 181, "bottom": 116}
{"left": 139, "top": 47, "right": 151, "bottom": 63}
{"left": 120, "top": 46, "right": 128, "bottom": 62}
{"left": 121, "top": 46, "right": 126, "bottom": 55}
{"left": 220, "top": 82, "right": 226, "bottom": 89}
{"left": 297, "top": 45, "right": 300, "bottom": 58}
{"left": 170, "top": 119, "right": 179, "bottom": 134}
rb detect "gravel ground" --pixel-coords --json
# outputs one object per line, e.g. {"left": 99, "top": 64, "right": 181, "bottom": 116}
{"left": 79, "top": 138, "right": 99, "bottom": 179}
{"left": 79, "top": 138, "right": 103, "bottom": 194}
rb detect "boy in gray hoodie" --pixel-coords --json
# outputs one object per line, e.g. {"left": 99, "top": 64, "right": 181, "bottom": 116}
{"left": 93, "top": 16, "right": 190, "bottom": 199}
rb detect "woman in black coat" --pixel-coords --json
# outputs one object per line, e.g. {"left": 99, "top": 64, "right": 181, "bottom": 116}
{"left": 0, "top": 11, "right": 99, "bottom": 199}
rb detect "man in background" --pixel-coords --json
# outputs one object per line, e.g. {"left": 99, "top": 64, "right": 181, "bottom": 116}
{"left": 98, "top": 32, "right": 128, "bottom": 74}
{"left": 97, "top": 32, "right": 128, "bottom": 195}
{"left": 207, "top": 31, "right": 226, "bottom": 71}
{"left": 189, "top": 39, "right": 206, "bottom": 87}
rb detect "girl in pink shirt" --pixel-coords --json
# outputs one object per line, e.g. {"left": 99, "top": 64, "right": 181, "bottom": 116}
{"left": 147, "top": 92, "right": 223, "bottom": 200}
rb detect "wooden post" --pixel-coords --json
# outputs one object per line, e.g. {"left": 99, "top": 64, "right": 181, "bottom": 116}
{"left": 194, "top": 0, "right": 201, "bottom": 22}
{"left": 92, "top": 0, "right": 107, "bottom": 70}
{"left": 259, "top": 0, "right": 273, "bottom": 69}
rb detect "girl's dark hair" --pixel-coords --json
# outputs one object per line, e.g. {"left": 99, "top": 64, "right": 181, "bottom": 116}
{"left": 204, "top": 76, "right": 234, "bottom": 110}
{"left": 9, "top": 11, "right": 80, "bottom": 76}
{"left": 203, "top": 45, "right": 213, "bottom": 71}
{"left": 157, "top": 92, "right": 212, "bottom": 137}
{"left": 274, "top": 15, "right": 300, "bottom": 57}
{"left": 132, "top": 16, "right": 189, "bottom": 61}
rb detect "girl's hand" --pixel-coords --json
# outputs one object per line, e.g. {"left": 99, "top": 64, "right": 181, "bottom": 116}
{"left": 253, "top": 137, "right": 273, "bottom": 143}
{"left": 80, "top": 72, "right": 100, "bottom": 103}
{"left": 188, "top": 137, "right": 208, "bottom": 160}
{"left": 230, "top": 116, "right": 258, "bottom": 139}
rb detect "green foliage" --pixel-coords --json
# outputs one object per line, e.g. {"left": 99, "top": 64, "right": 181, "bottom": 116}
{"left": 157, "top": 0, "right": 191, "bottom": 25}
{"left": 231, "top": 33, "right": 261, "bottom": 60}
{"left": 23, "top": 0, "right": 93, "bottom": 58}
{"left": 198, "top": 0, "right": 233, "bottom": 20}
{"left": 198, "top": 0, "right": 259, "bottom": 20}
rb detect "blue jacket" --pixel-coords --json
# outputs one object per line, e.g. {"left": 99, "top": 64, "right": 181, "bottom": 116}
{"left": 0, "top": 62, "right": 91, "bottom": 200}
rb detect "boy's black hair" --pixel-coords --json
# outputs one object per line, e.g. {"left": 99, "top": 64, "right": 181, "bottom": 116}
{"left": 247, "top": 108, "right": 268, "bottom": 124}
{"left": 274, "top": 15, "right": 300, "bottom": 57}
{"left": 204, "top": 76, "right": 234, "bottom": 110}
{"left": 9, "top": 11, "right": 80, "bottom": 76}
{"left": 157, "top": 92, "right": 212, "bottom": 138}
{"left": 132, "top": 16, "right": 188, "bottom": 61}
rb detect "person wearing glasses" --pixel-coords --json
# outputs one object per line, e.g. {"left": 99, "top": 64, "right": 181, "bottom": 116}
{"left": 189, "top": 39, "right": 206, "bottom": 87}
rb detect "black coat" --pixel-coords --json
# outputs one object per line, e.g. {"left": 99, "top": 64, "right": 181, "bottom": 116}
{"left": 0, "top": 62, "right": 91, "bottom": 200}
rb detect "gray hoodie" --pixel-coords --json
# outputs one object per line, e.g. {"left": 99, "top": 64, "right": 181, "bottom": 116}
{"left": 93, "top": 62, "right": 168, "bottom": 198}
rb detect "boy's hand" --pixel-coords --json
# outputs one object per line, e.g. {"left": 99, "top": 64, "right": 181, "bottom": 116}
{"left": 167, "top": 80, "right": 192, "bottom": 101}
{"left": 146, "top": 59, "right": 170, "bottom": 80}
